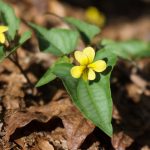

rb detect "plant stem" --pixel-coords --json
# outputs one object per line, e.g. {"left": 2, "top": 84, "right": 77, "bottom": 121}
{"left": 8, "top": 52, "right": 33, "bottom": 89}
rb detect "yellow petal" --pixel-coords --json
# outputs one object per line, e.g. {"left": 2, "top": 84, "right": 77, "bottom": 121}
{"left": 88, "top": 60, "right": 106, "bottom": 72}
{"left": 74, "top": 51, "right": 88, "bottom": 65}
{"left": 0, "top": 26, "right": 8, "bottom": 33}
{"left": 85, "top": 7, "right": 106, "bottom": 27}
{"left": 71, "top": 66, "right": 85, "bottom": 78}
{"left": 88, "top": 68, "right": 96, "bottom": 80}
{"left": 82, "top": 69, "right": 88, "bottom": 81}
{"left": 0, "top": 33, "right": 6, "bottom": 44}
{"left": 83, "top": 47, "right": 95, "bottom": 64}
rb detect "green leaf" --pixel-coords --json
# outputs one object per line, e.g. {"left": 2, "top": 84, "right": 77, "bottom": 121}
{"left": 52, "top": 63, "right": 78, "bottom": 100}
{"left": 95, "top": 48, "right": 117, "bottom": 63}
{"left": 77, "top": 79, "right": 113, "bottom": 136}
{"left": 0, "top": 0, "right": 20, "bottom": 41}
{"left": 19, "top": 31, "right": 32, "bottom": 44}
{"left": 76, "top": 49, "right": 117, "bottom": 137}
{"left": 36, "top": 68, "right": 56, "bottom": 87}
{"left": 29, "top": 23, "right": 79, "bottom": 56}
{"left": 64, "top": 17, "right": 100, "bottom": 42}
{"left": 0, "top": 45, "right": 4, "bottom": 61}
{"left": 52, "top": 49, "right": 117, "bottom": 137}
{"left": 36, "top": 56, "right": 71, "bottom": 87}
{"left": 0, "top": 31, "right": 31, "bottom": 63}
{"left": 102, "top": 39, "right": 150, "bottom": 60}
{"left": 48, "top": 28, "right": 79, "bottom": 55}
{"left": 8, "top": 31, "right": 31, "bottom": 54}
{"left": 28, "top": 23, "right": 56, "bottom": 54}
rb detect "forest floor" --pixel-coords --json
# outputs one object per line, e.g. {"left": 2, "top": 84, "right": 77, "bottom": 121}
{"left": 0, "top": 0, "right": 150, "bottom": 149}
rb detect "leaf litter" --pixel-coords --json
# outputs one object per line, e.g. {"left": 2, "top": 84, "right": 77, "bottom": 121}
{"left": 0, "top": 0, "right": 150, "bottom": 150}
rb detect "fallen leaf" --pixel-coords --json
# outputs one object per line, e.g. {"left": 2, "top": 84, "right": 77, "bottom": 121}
{"left": 37, "top": 138, "right": 54, "bottom": 150}
{"left": 14, "top": 137, "right": 27, "bottom": 150}
{"left": 3, "top": 110, "right": 47, "bottom": 142}
{"left": 2, "top": 91, "right": 95, "bottom": 150}
{"left": 112, "top": 105, "right": 122, "bottom": 122}
{"left": 60, "top": 106, "right": 95, "bottom": 150}
{"left": 141, "top": 145, "right": 150, "bottom": 150}
{"left": 126, "top": 83, "right": 142, "bottom": 103}
{"left": 111, "top": 132, "right": 133, "bottom": 150}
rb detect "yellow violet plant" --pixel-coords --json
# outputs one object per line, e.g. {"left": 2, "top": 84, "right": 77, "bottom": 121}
{"left": 71, "top": 47, "right": 106, "bottom": 81}
{"left": 0, "top": 0, "right": 31, "bottom": 63}
{"left": 32, "top": 19, "right": 116, "bottom": 136}
{"left": 0, "top": 26, "right": 8, "bottom": 44}
{"left": 0, "top": 1, "right": 32, "bottom": 86}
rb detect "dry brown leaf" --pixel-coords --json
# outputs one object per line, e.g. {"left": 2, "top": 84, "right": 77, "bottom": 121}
{"left": 111, "top": 132, "right": 133, "bottom": 150}
{"left": 2, "top": 94, "right": 95, "bottom": 150}
{"left": 14, "top": 137, "right": 27, "bottom": 150}
{"left": 102, "top": 17, "right": 150, "bottom": 40}
{"left": 61, "top": 106, "right": 95, "bottom": 150}
{"left": 3, "top": 110, "right": 47, "bottom": 142}
{"left": 126, "top": 83, "right": 142, "bottom": 103}
{"left": 130, "top": 74, "right": 149, "bottom": 90}
{"left": 141, "top": 146, "right": 150, "bottom": 150}
{"left": 112, "top": 105, "right": 122, "bottom": 121}
{"left": 48, "top": 0, "right": 66, "bottom": 17}
{"left": 37, "top": 138, "right": 54, "bottom": 150}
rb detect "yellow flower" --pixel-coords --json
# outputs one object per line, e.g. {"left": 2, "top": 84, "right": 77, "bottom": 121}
{"left": 71, "top": 47, "right": 106, "bottom": 81}
{"left": 0, "top": 25, "right": 8, "bottom": 44}
{"left": 85, "top": 7, "right": 106, "bottom": 27}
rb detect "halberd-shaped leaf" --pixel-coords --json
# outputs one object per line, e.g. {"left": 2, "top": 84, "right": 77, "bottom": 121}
{"left": 102, "top": 39, "right": 150, "bottom": 60}
{"left": 28, "top": 23, "right": 60, "bottom": 55}
{"left": 64, "top": 17, "right": 100, "bottom": 43}
{"left": 0, "top": 0, "right": 20, "bottom": 41}
{"left": 29, "top": 23, "right": 79, "bottom": 56}
{"left": 49, "top": 28, "right": 79, "bottom": 55}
